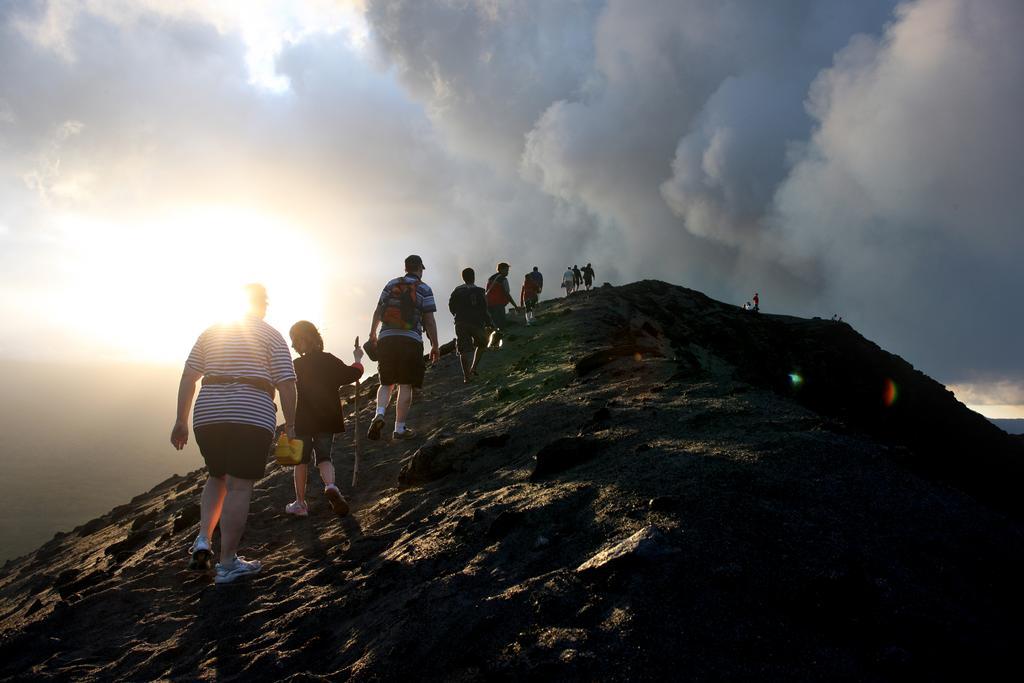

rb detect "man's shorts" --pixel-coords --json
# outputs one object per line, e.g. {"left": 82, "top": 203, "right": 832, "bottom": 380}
{"left": 456, "top": 322, "right": 489, "bottom": 355}
{"left": 523, "top": 295, "right": 538, "bottom": 312}
{"left": 377, "top": 335, "right": 426, "bottom": 388}
{"left": 488, "top": 305, "right": 507, "bottom": 328}
{"left": 195, "top": 422, "right": 272, "bottom": 480}
{"left": 299, "top": 432, "right": 335, "bottom": 465}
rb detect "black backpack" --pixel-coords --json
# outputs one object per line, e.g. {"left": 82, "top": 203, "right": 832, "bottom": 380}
{"left": 450, "top": 285, "right": 485, "bottom": 319}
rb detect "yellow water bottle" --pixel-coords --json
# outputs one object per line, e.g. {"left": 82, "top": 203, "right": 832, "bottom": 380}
{"left": 275, "top": 433, "right": 303, "bottom": 465}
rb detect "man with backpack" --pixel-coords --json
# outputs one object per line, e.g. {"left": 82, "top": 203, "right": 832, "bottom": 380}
{"left": 521, "top": 266, "right": 543, "bottom": 326}
{"left": 449, "top": 267, "right": 495, "bottom": 383}
{"left": 485, "top": 262, "right": 519, "bottom": 335}
{"left": 366, "top": 254, "right": 439, "bottom": 441}
{"left": 572, "top": 265, "right": 583, "bottom": 292}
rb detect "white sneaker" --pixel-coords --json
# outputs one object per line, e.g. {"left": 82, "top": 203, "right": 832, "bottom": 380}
{"left": 324, "top": 485, "right": 350, "bottom": 516}
{"left": 214, "top": 556, "right": 262, "bottom": 584}
{"left": 285, "top": 500, "right": 309, "bottom": 517}
{"left": 188, "top": 537, "right": 213, "bottom": 571}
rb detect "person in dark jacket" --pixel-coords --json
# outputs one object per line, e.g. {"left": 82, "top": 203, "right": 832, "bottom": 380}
{"left": 287, "top": 321, "right": 364, "bottom": 517}
{"left": 582, "top": 263, "right": 595, "bottom": 291}
{"left": 449, "top": 267, "right": 495, "bottom": 382}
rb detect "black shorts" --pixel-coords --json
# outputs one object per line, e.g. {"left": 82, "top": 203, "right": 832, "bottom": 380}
{"left": 488, "top": 305, "right": 507, "bottom": 328}
{"left": 195, "top": 423, "right": 272, "bottom": 480}
{"left": 456, "top": 322, "right": 489, "bottom": 355}
{"left": 377, "top": 335, "right": 426, "bottom": 388}
{"left": 523, "top": 295, "right": 538, "bottom": 311}
{"left": 299, "top": 433, "right": 335, "bottom": 465}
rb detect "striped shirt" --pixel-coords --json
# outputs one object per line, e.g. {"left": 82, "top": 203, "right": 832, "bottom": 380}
{"left": 376, "top": 274, "right": 437, "bottom": 343}
{"left": 185, "top": 316, "right": 296, "bottom": 433}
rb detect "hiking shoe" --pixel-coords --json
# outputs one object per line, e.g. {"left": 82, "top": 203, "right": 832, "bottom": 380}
{"left": 214, "top": 556, "right": 262, "bottom": 585}
{"left": 188, "top": 538, "right": 213, "bottom": 571}
{"left": 324, "top": 485, "right": 350, "bottom": 516}
{"left": 367, "top": 415, "right": 385, "bottom": 441}
{"left": 392, "top": 428, "right": 415, "bottom": 441}
{"left": 285, "top": 500, "right": 309, "bottom": 517}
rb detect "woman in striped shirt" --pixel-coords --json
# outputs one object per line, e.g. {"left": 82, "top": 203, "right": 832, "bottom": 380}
{"left": 170, "top": 284, "right": 297, "bottom": 584}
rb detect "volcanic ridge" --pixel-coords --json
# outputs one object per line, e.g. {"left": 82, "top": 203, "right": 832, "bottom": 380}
{"left": 1, "top": 280, "right": 1022, "bottom": 681}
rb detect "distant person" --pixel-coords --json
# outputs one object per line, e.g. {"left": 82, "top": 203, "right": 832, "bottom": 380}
{"left": 572, "top": 265, "right": 583, "bottom": 292}
{"left": 562, "top": 266, "right": 574, "bottom": 297}
{"left": 170, "top": 283, "right": 296, "bottom": 584}
{"left": 449, "top": 267, "right": 495, "bottom": 383}
{"left": 286, "top": 321, "right": 364, "bottom": 518}
{"left": 753, "top": 292, "right": 759, "bottom": 312}
{"left": 582, "top": 263, "right": 595, "bottom": 291}
{"left": 367, "top": 255, "right": 439, "bottom": 441}
{"left": 521, "top": 266, "right": 543, "bottom": 326}
{"left": 485, "top": 262, "right": 519, "bottom": 335}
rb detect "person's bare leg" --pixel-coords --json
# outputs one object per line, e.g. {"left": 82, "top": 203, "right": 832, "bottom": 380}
{"left": 460, "top": 350, "right": 472, "bottom": 380}
{"left": 318, "top": 460, "right": 336, "bottom": 487}
{"left": 395, "top": 385, "right": 413, "bottom": 425}
{"left": 470, "top": 342, "right": 486, "bottom": 373}
{"left": 292, "top": 463, "right": 308, "bottom": 504}
{"left": 375, "top": 383, "right": 394, "bottom": 415}
{"left": 218, "top": 476, "right": 254, "bottom": 564}
{"left": 199, "top": 475, "right": 227, "bottom": 541}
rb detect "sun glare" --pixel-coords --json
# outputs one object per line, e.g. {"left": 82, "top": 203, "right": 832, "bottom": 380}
{"left": 51, "top": 207, "right": 328, "bottom": 364}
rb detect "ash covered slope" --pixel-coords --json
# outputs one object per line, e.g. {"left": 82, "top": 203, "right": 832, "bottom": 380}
{"left": 1, "top": 281, "right": 1022, "bottom": 681}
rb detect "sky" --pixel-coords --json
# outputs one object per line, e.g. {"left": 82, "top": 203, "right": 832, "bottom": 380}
{"left": 1, "top": 0, "right": 1022, "bottom": 417}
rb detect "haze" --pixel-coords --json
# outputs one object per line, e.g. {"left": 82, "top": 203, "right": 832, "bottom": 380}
{"left": 1, "top": 0, "right": 1022, "bottom": 555}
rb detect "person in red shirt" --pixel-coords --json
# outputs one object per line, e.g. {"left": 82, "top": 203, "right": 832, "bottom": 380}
{"left": 520, "top": 267, "right": 543, "bottom": 325}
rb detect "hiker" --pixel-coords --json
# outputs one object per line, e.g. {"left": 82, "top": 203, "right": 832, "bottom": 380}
{"left": 582, "top": 263, "right": 595, "bottom": 291}
{"left": 753, "top": 292, "right": 760, "bottom": 312}
{"left": 286, "top": 321, "right": 364, "bottom": 518}
{"left": 521, "top": 266, "right": 543, "bottom": 325}
{"left": 572, "top": 265, "right": 582, "bottom": 292}
{"left": 449, "top": 267, "right": 495, "bottom": 382}
{"left": 170, "top": 283, "right": 296, "bottom": 584}
{"left": 367, "top": 254, "right": 439, "bottom": 441}
{"left": 485, "top": 262, "right": 519, "bottom": 335}
{"left": 562, "top": 266, "right": 574, "bottom": 297}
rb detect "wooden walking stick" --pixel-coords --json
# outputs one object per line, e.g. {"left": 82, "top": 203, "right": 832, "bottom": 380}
{"left": 351, "top": 336, "right": 362, "bottom": 488}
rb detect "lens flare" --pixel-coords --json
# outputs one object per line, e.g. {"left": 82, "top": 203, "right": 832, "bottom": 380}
{"left": 884, "top": 378, "right": 899, "bottom": 407}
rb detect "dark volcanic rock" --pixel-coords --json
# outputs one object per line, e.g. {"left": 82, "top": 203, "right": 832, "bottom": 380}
{"left": 530, "top": 437, "right": 605, "bottom": 479}
{"left": 171, "top": 502, "right": 200, "bottom": 533}
{"left": 1, "top": 279, "right": 1022, "bottom": 682}
{"left": 576, "top": 525, "right": 680, "bottom": 578}
{"left": 398, "top": 435, "right": 458, "bottom": 486}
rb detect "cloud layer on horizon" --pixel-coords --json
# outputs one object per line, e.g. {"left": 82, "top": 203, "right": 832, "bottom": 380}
{"left": 1, "top": 0, "right": 1022, "bottom": 400}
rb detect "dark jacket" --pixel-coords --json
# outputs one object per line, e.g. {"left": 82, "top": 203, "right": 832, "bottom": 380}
{"left": 449, "top": 283, "right": 494, "bottom": 327}
{"left": 293, "top": 351, "right": 364, "bottom": 436}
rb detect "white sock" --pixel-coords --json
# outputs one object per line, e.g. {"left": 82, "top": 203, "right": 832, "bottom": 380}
{"left": 395, "top": 421, "right": 406, "bottom": 433}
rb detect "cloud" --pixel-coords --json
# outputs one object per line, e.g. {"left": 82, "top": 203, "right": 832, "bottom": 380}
{"left": 1, "top": 0, "right": 1022, "bottom": 405}
{"left": 366, "top": 0, "right": 601, "bottom": 165}
{"left": 366, "top": 0, "right": 1024, "bottom": 391}
{"left": 772, "top": 0, "right": 1024, "bottom": 380}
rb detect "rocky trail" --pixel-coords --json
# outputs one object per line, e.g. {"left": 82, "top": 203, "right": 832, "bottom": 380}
{"left": 2, "top": 281, "right": 1022, "bottom": 681}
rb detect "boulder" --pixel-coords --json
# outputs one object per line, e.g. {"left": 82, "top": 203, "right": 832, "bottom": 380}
{"left": 398, "top": 435, "right": 458, "bottom": 486}
{"left": 576, "top": 525, "right": 679, "bottom": 578}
